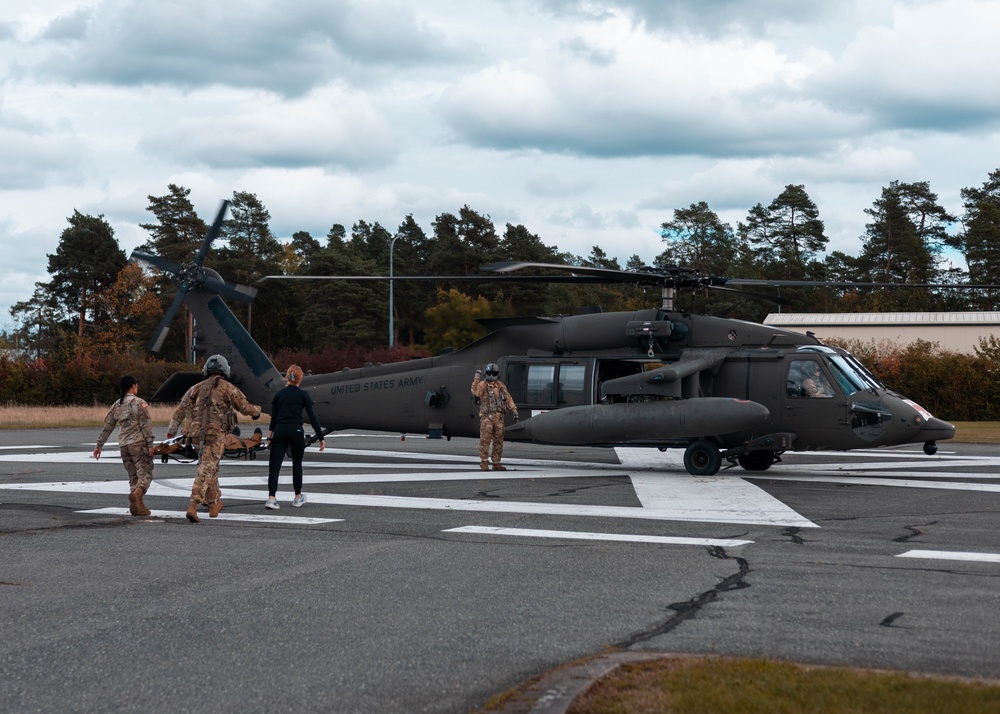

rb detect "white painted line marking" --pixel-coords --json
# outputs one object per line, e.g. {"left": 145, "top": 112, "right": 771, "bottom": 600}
{"left": 445, "top": 526, "right": 752, "bottom": 547}
{"left": 0, "top": 445, "right": 57, "bottom": 451}
{"left": 749, "top": 475, "right": 1000, "bottom": 493}
{"left": 77, "top": 507, "right": 341, "bottom": 525}
{"left": 897, "top": 549, "right": 1000, "bottom": 564}
{"left": 629, "top": 472, "right": 815, "bottom": 527}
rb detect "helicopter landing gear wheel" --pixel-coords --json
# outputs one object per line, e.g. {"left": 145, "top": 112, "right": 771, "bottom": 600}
{"left": 737, "top": 452, "right": 774, "bottom": 471}
{"left": 923, "top": 441, "right": 938, "bottom": 455}
{"left": 684, "top": 440, "right": 721, "bottom": 476}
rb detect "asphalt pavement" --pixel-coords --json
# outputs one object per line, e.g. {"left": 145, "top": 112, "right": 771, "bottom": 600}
{"left": 2, "top": 428, "right": 999, "bottom": 712}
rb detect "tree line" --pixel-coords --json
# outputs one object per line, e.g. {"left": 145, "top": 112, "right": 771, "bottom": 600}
{"left": 3, "top": 170, "right": 1000, "bottom": 405}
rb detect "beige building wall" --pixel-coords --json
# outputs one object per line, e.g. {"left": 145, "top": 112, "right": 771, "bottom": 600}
{"left": 762, "top": 312, "right": 1000, "bottom": 354}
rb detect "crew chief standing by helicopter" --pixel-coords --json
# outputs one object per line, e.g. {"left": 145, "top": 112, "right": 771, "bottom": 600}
{"left": 471, "top": 363, "right": 518, "bottom": 471}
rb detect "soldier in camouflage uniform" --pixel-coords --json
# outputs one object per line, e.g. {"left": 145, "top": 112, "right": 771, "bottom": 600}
{"left": 93, "top": 376, "right": 155, "bottom": 516}
{"left": 166, "top": 354, "right": 262, "bottom": 523}
{"left": 471, "top": 363, "right": 518, "bottom": 471}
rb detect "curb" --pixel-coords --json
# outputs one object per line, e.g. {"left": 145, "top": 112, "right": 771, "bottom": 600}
{"left": 489, "top": 651, "right": 667, "bottom": 714}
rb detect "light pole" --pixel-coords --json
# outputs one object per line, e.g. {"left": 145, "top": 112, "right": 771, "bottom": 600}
{"left": 388, "top": 233, "right": 400, "bottom": 346}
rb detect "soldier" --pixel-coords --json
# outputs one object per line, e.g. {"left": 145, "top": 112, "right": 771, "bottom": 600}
{"left": 93, "top": 375, "right": 155, "bottom": 516}
{"left": 165, "top": 354, "right": 262, "bottom": 524}
{"left": 471, "top": 362, "right": 518, "bottom": 471}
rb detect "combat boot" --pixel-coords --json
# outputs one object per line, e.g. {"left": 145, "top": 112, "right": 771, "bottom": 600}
{"left": 134, "top": 489, "right": 151, "bottom": 516}
{"left": 186, "top": 502, "right": 200, "bottom": 523}
{"left": 493, "top": 463, "right": 507, "bottom": 471}
{"left": 480, "top": 461, "right": 489, "bottom": 471}
{"left": 209, "top": 499, "right": 223, "bottom": 518}
{"left": 128, "top": 489, "right": 142, "bottom": 516}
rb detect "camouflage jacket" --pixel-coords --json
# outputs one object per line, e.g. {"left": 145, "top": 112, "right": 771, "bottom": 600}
{"left": 167, "top": 375, "right": 261, "bottom": 445}
{"left": 471, "top": 376, "right": 518, "bottom": 418}
{"left": 97, "top": 393, "right": 154, "bottom": 449}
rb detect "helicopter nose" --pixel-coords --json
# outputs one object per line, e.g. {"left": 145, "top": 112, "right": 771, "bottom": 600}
{"left": 917, "top": 416, "right": 955, "bottom": 442}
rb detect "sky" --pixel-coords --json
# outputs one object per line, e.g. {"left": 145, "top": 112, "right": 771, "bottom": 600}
{"left": 3, "top": 0, "right": 1000, "bottom": 330}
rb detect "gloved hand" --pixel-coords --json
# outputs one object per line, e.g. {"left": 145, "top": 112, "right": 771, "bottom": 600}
{"left": 513, "top": 412, "right": 519, "bottom": 422}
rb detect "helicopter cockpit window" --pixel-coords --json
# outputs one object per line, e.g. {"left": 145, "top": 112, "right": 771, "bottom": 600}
{"left": 795, "top": 346, "right": 880, "bottom": 396}
{"left": 788, "top": 359, "right": 835, "bottom": 398}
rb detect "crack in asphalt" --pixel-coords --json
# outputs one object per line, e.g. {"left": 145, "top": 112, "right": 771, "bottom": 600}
{"left": 893, "top": 521, "right": 939, "bottom": 543}
{"left": 613, "top": 545, "right": 751, "bottom": 649}
{"left": 781, "top": 526, "right": 807, "bottom": 544}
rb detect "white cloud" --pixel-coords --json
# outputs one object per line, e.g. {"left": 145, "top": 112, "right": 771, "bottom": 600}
{"left": 23, "top": 0, "right": 471, "bottom": 95}
{"left": 2, "top": 0, "right": 1000, "bottom": 324}
{"left": 139, "top": 86, "right": 400, "bottom": 171}
{"left": 439, "top": 11, "right": 861, "bottom": 157}
{"left": 812, "top": 0, "right": 1000, "bottom": 129}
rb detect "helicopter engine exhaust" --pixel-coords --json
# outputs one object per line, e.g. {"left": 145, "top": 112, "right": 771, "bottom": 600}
{"left": 504, "top": 398, "right": 769, "bottom": 446}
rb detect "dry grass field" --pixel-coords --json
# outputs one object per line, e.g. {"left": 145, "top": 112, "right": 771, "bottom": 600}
{"left": 0, "top": 404, "right": 180, "bottom": 429}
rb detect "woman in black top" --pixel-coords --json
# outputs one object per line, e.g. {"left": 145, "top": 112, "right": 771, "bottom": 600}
{"left": 266, "top": 365, "right": 326, "bottom": 509}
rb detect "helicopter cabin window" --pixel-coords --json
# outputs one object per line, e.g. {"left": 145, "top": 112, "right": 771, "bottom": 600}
{"left": 787, "top": 359, "right": 835, "bottom": 398}
{"left": 527, "top": 365, "right": 556, "bottom": 403}
{"left": 503, "top": 363, "right": 587, "bottom": 408}
{"left": 558, "top": 365, "right": 586, "bottom": 406}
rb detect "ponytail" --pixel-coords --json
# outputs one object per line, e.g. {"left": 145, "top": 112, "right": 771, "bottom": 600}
{"left": 118, "top": 375, "right": 138, "bottom": 405}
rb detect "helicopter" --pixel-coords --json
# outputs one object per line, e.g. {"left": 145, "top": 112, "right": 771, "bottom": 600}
{"left": 132, "top": 201, "right": 960, "bottom": 477}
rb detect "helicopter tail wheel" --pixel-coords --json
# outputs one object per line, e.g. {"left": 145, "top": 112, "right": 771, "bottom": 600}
{"left": 923, "top": 441, "right": 938, "bottom": 455}
{"left": 683, "top": 440, "right": 722, "bottom": 476}
{"left": 737, "top": 452, "right": 774, "bottom": 471}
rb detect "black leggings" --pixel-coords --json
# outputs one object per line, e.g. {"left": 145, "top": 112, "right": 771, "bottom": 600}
{"left": 268, "top": 425, "right": 306, "bottom": 497}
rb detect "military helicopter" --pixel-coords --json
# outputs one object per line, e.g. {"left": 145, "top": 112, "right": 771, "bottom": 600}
{"left": 133, "top": 201, "right": 961, "bottom": 476}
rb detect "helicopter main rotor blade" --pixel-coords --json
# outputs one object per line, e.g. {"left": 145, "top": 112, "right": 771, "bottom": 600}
{"left": 708, "top": 284, "right": 790, "bottom": 306}
{"left": 192, "top": 200, "right": 230, "bottom": 266}
{"left": 485, "top": 261, "right": 671, "bottom": 282}
{"left": 256, "top": 274, "right": 615, "bottom": 284}
{"left": 148, "top": 290, "right": 186, "bottom": 353}
{"left": 203, "top": 274, "right": 257, "bottom": 303}
{"left": 723, "top": 278, "right": 1000, "bottom": 290}
{"left": 130, "top": 250, "right": 181, "bottom": 275}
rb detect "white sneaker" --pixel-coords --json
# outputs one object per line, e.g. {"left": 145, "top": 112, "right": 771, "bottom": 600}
{"left": 265, "top": 497, "right": 279, "bottom": 510}
{"left": 292, "top": 493, "right": 306, "bottom": 508}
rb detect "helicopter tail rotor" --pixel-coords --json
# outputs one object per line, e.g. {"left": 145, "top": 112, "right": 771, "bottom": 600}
{"left": 130, "top": 199, "right": 257, "bottom": 354}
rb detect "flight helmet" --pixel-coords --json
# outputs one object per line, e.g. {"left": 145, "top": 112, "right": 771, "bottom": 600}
{"left": 203, "top": 354, "right": 231, "bottom": 378}
{"left": 484, "top": 363, "right": 500, "bottom": 382}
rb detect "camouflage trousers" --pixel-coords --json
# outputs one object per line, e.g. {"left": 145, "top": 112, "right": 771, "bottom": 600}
{"left": 478, "top": 412, "right": 506, "bottom": 465}
{"left": 190, "top": 438, "right": 225, "bottom": 507}
{"left": 120, "top": 443, "right": 153, "bottom": 494}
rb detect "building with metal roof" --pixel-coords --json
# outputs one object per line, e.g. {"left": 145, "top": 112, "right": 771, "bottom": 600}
{"left": 762, "top": 312, "right": 1000, "bottom": 353}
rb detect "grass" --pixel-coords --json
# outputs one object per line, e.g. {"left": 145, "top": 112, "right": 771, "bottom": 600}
{"left": 564, "top": 656, "right": 1000, "bottom": 714}
{"left": 950, "top": 421, "right": 1000, "bottom": 443}
{"left": 0, "top": 404, "right": 180, "bottom": 429}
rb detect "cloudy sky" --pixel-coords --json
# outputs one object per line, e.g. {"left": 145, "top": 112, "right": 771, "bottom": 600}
{"left": 3, "top": 0, "right": 1000, "bottom": 328}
